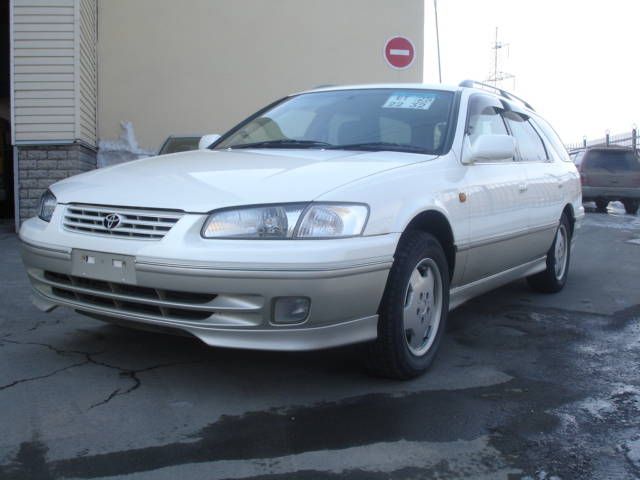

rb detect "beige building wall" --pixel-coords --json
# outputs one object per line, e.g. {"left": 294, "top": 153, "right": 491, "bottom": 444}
{"left": 97, "top": 0, "right": 424, "bottom": 151}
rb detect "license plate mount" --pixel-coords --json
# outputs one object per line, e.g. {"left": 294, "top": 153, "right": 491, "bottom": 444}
{"left": 71, "top": 250, "right": 136, "bottom": 284}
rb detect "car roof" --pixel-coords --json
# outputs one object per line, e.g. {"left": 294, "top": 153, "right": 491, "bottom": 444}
{"left": 297, "top": 82, "right": 536, "bottom": 114}
{"left": 298, "top": 83, "right": 460, "bottom": 95}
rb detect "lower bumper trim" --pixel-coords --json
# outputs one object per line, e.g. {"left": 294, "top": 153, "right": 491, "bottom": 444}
{"left": 31, "top": 289, "right": 379, "bottom": 351}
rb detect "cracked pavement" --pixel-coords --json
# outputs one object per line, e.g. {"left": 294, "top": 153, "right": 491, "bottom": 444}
{"left": 1, "top": 206, "right": 639, "bottom": 479}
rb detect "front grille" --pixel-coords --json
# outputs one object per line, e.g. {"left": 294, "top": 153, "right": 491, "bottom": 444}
{"left": 36, "top": 271, "right": 264, "bottom": 326}
{"left": 63, "top": 204, "right": 183, "bottom": 239}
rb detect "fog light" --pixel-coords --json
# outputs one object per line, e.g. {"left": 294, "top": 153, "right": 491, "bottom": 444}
{"left": 273, "top": 297, "right": 310, "bottom": 324}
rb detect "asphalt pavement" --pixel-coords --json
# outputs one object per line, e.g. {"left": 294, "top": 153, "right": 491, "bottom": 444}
{"left": 1, "top": 204, "right": 639, "bottom": 479}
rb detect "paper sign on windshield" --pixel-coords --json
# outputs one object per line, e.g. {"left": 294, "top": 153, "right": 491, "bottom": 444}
{"left": 383, "top": 93, "right": 436, "bottom": 110}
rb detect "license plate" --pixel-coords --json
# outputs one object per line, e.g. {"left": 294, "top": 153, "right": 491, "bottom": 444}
{"left": 71, "top": 250, "right": 136, "bottom": 284}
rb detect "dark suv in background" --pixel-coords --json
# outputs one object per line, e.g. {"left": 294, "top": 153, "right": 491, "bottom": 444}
{"left": 573, "top": 147, "right": 640, "bottom": 214}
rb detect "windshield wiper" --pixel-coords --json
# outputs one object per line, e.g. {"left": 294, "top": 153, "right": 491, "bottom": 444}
{"left": 229, "top": 139, "right": 333, "bottom": 150}
{"left": 327, "top": 142, "right": 429, "bottom": 154}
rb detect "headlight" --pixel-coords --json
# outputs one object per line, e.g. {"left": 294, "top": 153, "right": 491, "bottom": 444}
{"left": 201, "top": 203, "right": 368, "bottom": 239}
{"left": 202, "top": 204, "right": 306, "bottom": 239}
{"left": 38, "top": 189, "right": 57, "bottom": 222}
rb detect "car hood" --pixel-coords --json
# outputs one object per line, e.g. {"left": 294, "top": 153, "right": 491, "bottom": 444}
{"left": 51, "top": 149, "right": 435, "bottom": 212}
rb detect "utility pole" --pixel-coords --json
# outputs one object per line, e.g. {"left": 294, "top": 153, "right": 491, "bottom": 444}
{"left": 493, "top": 27, "right": 498, "bottom": 86}
{"left": 434, "top": 0, "right": 442, "bottom": 83}
{"left": 486, "top": 27, "right": 514, "bottom": 89}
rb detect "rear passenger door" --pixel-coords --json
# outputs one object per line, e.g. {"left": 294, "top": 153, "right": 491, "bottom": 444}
{"left": 503, "top": 111, "right": 563, "bottom": 258}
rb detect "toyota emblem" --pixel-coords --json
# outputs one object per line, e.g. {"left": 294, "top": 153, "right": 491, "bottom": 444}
{"left": 103, "top": 213, "right": 122, "bottom": 230}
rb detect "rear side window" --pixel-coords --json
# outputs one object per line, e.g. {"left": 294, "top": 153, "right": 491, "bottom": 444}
{"left": 572, "top": 151, "right": 585, "bottom": 167}
{"left": 532, "top": 117, "right": 572, "bottom": 162}
{"left": 503, "top": 112, "right": 548, "bottom": 162}
{"left": 584, "top": 150, "right": 640, "bottom": 171}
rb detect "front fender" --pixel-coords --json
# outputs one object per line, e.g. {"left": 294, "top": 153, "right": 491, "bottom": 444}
{"left": 315, "top": 156, "right": 467, "bottom": 242}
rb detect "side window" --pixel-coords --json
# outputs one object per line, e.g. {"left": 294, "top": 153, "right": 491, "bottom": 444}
{"left": 466, "top": 95, "right": 508, "bottom": 144}
{"left": 573, "top": 151, "right": 585, "bottom": 167}
{"left": 532, "top": 117, "right": 571, "bottom": 162}
{"left": 503, "top": 112, "right": 548, "bottom": 162}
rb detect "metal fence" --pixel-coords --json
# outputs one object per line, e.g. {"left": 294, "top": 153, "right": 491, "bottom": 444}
{"left": 566, "top": 129, "right": 638, "bottom": 153}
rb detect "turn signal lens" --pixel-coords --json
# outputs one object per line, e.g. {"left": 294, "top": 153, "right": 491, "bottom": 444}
{"left": 296, "top": 204, "right": 368, "bottom": 238}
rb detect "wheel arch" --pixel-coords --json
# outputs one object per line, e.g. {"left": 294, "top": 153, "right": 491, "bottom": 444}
{"left": 402, "top": 210, "right": 456, "bottom": 279}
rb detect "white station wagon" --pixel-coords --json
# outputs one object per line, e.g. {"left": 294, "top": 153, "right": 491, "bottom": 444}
{"left": 20, "top": 81, "right": 583, "bottom": 379}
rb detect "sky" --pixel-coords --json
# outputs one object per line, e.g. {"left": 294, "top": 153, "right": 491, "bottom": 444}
{"left": 423, "top": 0, "right": 639, "bottom": 145}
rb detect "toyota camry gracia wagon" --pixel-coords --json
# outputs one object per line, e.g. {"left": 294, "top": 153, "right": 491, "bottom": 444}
{"left": 20, "top": 81, "right": 584, "bottom": 379}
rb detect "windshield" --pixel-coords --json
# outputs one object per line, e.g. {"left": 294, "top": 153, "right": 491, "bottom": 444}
{"left": 214, "top": 89, "right": 455, "bottom": 155}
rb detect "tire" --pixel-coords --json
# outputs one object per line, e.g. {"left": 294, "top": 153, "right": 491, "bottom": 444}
{"left": 527, "top": 213, "right": 571, "bottom": 293}
{"left": 366, "top": 231, "right": 450, "bottom": 380}
{"left": 595, "top": 199, "right": 608, "bottom": 212}
{"left": 623, "top": 199, "right": 639, "bottom": 215}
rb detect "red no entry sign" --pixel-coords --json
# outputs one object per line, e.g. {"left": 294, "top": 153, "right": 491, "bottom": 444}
{"left": 384, "top": 36, "right": 415, "bottom": 70}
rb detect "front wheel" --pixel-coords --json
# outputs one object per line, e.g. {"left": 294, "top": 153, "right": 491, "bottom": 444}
{"left": 623, "top": 199, "right": 639, "bottom": 215}
{"left": 527, "top": 213, "right": 571, "bottom": 293}
{"left": 366, "top": 231, "right": 449, "bottom": 379}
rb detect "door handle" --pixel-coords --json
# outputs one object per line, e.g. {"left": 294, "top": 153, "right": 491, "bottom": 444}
{"left": 518, "top": 183, "right": 528, "bottom": 192}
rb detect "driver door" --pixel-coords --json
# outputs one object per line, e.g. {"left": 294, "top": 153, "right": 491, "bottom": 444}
{"left": 460, "top": 95, "right": 531, "bottom": 284}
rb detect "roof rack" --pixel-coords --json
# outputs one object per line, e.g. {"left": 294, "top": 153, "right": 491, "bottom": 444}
{"left": 459, "top": 80, "right": 535, "bottom": 111}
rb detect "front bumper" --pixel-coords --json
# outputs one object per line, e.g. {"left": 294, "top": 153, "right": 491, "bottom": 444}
{"left": 20, "top": 214, "right": 397, "bottom": 351}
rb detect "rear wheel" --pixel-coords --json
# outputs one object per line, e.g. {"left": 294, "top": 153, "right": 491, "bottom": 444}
{"left": 366, "top": 231, "right": 449, "bottom": 380}
{"left": 623, "top": 199, "right": 639, "bottom": 215}
{"left": 595, "top": 199, "right": 608, "bottom": 212}
{"left": 527, "top": 213, "right": 571, "bottom": 293}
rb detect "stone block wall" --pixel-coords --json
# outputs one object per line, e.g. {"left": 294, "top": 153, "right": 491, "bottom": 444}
{"left": 17, "top": 144, "right": 96, "bottom": 222}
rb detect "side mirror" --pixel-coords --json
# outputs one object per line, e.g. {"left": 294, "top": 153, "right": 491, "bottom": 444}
{"left": 198, "top": 134, "right": 221, "bottom": 150}
{"left": 462, "top": 134, "right": 516, "bottom": 164}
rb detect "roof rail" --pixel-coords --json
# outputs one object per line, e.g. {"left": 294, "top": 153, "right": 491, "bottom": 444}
{"left": 459, "top": 80, "right": 535, "bottom": 111}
